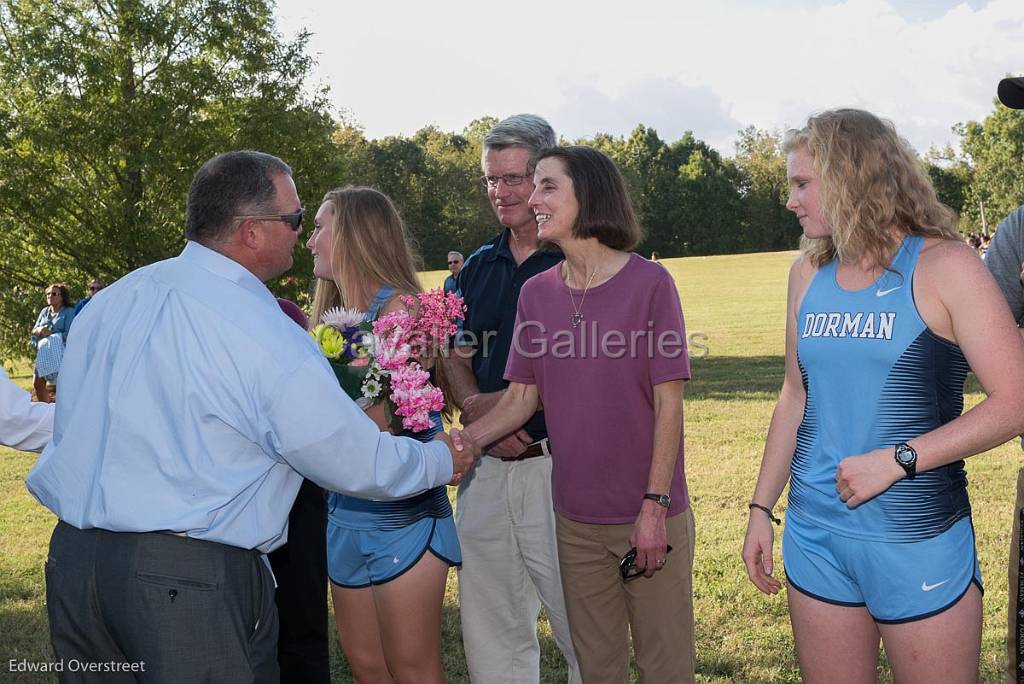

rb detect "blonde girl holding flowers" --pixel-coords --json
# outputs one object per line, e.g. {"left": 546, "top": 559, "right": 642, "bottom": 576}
{"left": 307, "top": 186, "right": 460, "bottom": 684}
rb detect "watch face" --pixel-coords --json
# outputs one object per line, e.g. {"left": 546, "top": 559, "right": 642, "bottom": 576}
{"left": 895, "top": 444, "right": 916, "bottom": 465}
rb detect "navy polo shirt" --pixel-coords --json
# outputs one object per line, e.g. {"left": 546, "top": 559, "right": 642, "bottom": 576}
{"left": 457, "top": 229, "right": 563, "bottom": 441}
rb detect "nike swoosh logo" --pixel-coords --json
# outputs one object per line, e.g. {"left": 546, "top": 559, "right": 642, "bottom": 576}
{"left": 921, "top": 579, "right": 949, "bottom": 592}
{"left": 876, "top": 286, "right": 902, "bottom": 297}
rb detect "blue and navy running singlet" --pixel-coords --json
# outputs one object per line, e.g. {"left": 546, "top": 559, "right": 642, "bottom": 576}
{"left": 789, "top": 235, "right": 971, "bottom": 542}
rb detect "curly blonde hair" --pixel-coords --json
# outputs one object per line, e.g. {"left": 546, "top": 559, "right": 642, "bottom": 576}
{"left": 783, "top": 108, "right": 959, "bottom": 269}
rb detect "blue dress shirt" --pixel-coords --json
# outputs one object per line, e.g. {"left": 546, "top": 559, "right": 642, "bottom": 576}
{"left": 26, "top": 242, "right": 452, "bottom": 553}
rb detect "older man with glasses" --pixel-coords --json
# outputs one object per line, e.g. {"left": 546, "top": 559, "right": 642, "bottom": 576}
{"left": 26, "top": 150, "right": 478, "bottom": 682}
{"left": 444, "top": 251, "right": 464, "bottom": 294}
{"left": 73, "top": 279, "right": 106, "bottom": 316}
{"left": 446, "top": 114, "right": 581, "bottom": 683}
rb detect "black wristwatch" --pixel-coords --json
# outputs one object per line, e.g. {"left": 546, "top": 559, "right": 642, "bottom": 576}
{"left": 643, "top": 492, "right": 671, "bottom": 508}
{"left": 894, "top": 442, "right": 917, "bottom": 480}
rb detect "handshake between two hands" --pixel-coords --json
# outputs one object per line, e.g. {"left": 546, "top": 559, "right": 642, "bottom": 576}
{"left": 434, "top": 428, "right": 481, "bottom": 486}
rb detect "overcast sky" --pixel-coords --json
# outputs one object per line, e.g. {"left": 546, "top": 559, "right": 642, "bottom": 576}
{"left": 274, "top": 0, "right": 1022, "bottom": 156}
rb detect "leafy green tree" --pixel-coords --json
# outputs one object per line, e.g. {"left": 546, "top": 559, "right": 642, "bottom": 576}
{"left": 732, "top": 126, "right": 800, "bottom": 251}
{"left": 955, "top": 101, "right": 1024, "bottom": 230}
{"left": 0, "top": 0, "right": 338, "bottom": 356}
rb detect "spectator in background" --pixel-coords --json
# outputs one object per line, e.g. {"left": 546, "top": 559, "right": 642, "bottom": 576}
{"left": 982, "top": 74, "right": 1024, "bottom": 684}
{"left": 444, "top": 251, "right": 463, "bottom": 294}
{"left": 30, "top": 284, "right": 74, "bottom": 403}
{"left": 73, "top": 279, "right": 105, "bottom": 315}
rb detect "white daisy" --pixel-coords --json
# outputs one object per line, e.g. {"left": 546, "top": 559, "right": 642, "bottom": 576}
{"left": 321, "top": 307, "right": 366, "bottom": 330}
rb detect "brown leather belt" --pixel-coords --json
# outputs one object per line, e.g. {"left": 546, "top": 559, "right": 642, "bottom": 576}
{"left": 496, "top": 438, "right": 550, "bottom": 462}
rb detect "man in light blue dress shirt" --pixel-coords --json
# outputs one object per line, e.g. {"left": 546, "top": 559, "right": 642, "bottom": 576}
{"left": 26, "top": 151, "right": 478, "bottom": 682}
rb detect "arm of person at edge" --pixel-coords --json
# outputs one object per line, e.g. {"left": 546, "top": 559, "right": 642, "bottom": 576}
{"left": 0, "top": 367, "right": 53, "bottom": 452}
{"left": 450, "top": 381, "right": 539, "bottom": 464}
{"left": 446, "top": 345, "right": 533, "bottom": 458}
{"left": 835, "top": 240, "right": 1024, "bottom": 508}
{"left": 742, "top": 257, "right": 812, "bottom": 595}
{"left": 631, "top": 379, "right": 685, "bottom": 577}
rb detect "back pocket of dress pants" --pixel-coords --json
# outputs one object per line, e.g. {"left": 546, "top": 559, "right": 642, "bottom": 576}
{"left": 136, "top": 571, "right": 218, "bottom": 591}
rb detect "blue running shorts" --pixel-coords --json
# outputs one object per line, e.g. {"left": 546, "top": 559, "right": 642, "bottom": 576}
{"left": 327, "top": 514, "right": 461, "bottom": 588}
{"left": 782, "top": 513, "right": 982, "bottom": 623}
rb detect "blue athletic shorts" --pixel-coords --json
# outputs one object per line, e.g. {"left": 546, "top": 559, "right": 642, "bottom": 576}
{"left": 327, "top": 514, "right": 461, "bottom": 588}
{"left": 782, "top": 513, "right": 982, "bottom": 623}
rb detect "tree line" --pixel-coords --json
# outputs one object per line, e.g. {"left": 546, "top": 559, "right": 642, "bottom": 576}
{"left": 1, "top": 0, "right": 1021, "bottom": 360}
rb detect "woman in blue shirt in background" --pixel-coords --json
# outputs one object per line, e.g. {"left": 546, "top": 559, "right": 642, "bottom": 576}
{"left": 30, "top": 283, "right": 74, "bottom": 403}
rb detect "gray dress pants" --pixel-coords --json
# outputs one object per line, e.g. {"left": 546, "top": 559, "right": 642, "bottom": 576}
{"left": 45, "top": 521, "right": 278, "bottom": 683}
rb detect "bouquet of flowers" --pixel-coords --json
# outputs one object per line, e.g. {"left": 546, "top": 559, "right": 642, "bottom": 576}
{"left": 310, "top": 289, "right": 464, "bottom": 432}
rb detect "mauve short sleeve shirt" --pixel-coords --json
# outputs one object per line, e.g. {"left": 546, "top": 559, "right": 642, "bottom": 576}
{"left": 505, "top": 254, "right": 691, "bottom": 523}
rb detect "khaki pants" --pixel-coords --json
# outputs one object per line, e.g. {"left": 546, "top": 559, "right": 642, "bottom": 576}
{"left": 556, "top": 508, "right": 696, "bottom": 684}
{"left": 1009, "top": 468, "right": 1024, "bottom": 684}
{"left": 456, "top": 454, "right": 581, "bottom": 684}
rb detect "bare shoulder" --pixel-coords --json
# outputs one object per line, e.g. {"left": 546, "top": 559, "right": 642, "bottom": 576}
{"left": 788, "top": 254, "right": 817, "bottom": 306}
{"left": 790, "top": 254, "right": 817, "bottom": 281}
{"left": 917, "top": 237, "right": 986, "bottom": 284}
{"left": 380, "top": 290, "right": 416, "bottom": 316}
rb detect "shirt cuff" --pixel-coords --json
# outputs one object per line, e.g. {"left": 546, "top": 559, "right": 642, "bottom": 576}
{"left": 425, "top": 438, "right": 454, "bottom": 486}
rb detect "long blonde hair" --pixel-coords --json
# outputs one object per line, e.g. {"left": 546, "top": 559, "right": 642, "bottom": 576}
{"left": 783, "top": 108, "right": 959, "bottom": 269}
{"left": 309, "top": 186, "right": 423, "bottom": 326}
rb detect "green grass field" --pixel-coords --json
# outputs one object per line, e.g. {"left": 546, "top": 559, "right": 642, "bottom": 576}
{"left": 1, "top": 251, "right": 1019, "bottom": 682}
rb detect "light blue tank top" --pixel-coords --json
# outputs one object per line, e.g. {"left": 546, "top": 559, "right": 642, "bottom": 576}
{"left": 789, "top": 235, "right": 971, "bottom": 542}
{"left": 327, "top": 286, "right": 448, "bottom": 531}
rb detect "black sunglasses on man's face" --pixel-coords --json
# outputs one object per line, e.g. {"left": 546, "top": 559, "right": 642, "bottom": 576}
{"left": 234, "top": 208, "right": 305, "bottom": 231}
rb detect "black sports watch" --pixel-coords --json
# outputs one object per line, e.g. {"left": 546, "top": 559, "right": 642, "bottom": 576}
{"left": 643, "top": 492, "right": 671, "bottom": 508}
{"left": 894, "top": 442, "right": 917, "bottom": 480}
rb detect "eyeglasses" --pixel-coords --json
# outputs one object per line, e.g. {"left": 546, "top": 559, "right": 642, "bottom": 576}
{"left": 234, "top": 208, "right": 305, "bottom": 231}
{"left": 480, "top": 173, "right": 532, "bottom": 189}
{"left": 619, "top": 545, "right": 673, "bottom": 582}
{"left": 448, "top": 260, "right": 462, "bottom": 265}
{"left": 46, "top": 292, "right": 59, "bottom": 297}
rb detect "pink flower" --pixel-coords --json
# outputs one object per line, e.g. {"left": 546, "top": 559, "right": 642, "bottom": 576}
{"left": 362, "top": 289, "right": 464, "bottom": 431}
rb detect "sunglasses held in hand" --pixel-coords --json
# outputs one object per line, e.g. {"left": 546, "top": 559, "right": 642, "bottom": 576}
{"left": 619, "top": 545, "right": 673, "bottom": 581}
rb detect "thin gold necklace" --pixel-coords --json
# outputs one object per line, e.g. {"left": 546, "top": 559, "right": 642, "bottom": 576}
{"left": 566, "top": 264, "right": 599, "bottom": 328}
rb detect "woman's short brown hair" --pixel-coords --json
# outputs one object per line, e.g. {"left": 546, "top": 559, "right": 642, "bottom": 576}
{"left": 534, "top": 146, "right": 642, "bottom": 251}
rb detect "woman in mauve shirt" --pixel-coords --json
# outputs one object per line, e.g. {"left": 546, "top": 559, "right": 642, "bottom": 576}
{"left": 457, "top": 146, "right": 696, "bottom": 683}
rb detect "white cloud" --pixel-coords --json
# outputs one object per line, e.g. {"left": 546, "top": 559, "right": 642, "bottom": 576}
{"left": 276, "top": 0, "right": 1024, "bottom": 155}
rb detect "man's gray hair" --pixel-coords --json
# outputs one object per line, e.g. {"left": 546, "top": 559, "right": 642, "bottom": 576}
{"left": 482, "top": 114, "right": 556, "bottom": 160}
{"left": 447, "top": 251, "right": 464, "bottom": 261}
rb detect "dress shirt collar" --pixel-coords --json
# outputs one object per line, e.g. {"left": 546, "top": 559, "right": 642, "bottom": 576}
{"left": 181, "top": 241, "right": 278, "bottom": 305}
